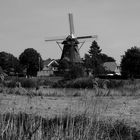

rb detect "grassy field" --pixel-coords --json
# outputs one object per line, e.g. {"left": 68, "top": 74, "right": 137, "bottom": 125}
{"left": 0, "top": 79, "right": 140, "bottom": 139}
{"left": 0, "top": 88, "right": 140, "bottom": 120}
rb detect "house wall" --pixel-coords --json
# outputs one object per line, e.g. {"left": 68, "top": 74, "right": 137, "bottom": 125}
{"left": 37, "top": 70, "right": 53, "bottom": 77}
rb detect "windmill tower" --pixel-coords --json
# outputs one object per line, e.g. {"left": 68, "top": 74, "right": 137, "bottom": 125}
{"left": 45, "top": 13, "right": 97, "bottom": 63}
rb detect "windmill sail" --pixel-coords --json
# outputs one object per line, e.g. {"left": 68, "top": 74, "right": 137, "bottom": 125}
{"left": 77, "top": 35, "right": 98, "bottom": 40}
{"left": 45, "top": 13, "right": 98, "bottom": 64}
{"left": 69, "top": 13, "right": 75, "bottom": 38}
{"left": 45, "top": 36, "right": 67, "bottom": 42}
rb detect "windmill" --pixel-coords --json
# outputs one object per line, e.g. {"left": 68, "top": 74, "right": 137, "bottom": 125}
{"left": 45, "top": 13, "right": 98, "bottom": 63}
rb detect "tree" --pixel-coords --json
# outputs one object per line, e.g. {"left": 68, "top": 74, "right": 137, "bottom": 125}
{"left": 89, "top": 41, "right": 102, "bottom": 75}
{"left": 84, "top": 41, "right": 104, "bottom": 75}
{"left": 0, "top": 51, "right": 22, "bottom": 75}
{"left": 100, "top": 53, "right": 115, "bottom": 63}
{"left": 83, "top": 53, "right": 91, "bottom": 68}
{"left": 88, "top": 41, "right": 102, "bottom": 57}
{"left": 121, "top": 46, "right": 140, "bottom": 78}
{"left": 83, "top": 41, "right": 115, "bottom": 76}
{"left": 19, "top": 48, "right": 43, "bottom": 77}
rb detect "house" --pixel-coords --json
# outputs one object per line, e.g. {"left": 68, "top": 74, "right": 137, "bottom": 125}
{"left": 115, "top": 63, "right": 121, "bottom": 75}
{"left": 103, "top": 62, "right": 121, "bottom": 75}
{"left": 37, "top": 58, "right": 59, "bottom": 77}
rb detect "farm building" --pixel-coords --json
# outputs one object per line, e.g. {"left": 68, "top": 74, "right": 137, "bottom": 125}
{"left": 37, "top": 58, "right": 59, "bottom": 77}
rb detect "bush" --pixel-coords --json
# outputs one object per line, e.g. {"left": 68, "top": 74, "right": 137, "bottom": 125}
{"left": 53, "top": 77, "right": 94, "bottom": 88}
{"left": 3, "top": 77, "right": 37, "bottom": 88}
{"left": 52, "top": 80, "right": 66, "bottom": 88}
{"left": 3, "top": 80, "right": 17, "bottom": 88}
{"left": 108, "top": 79, "right": 124, "bottom": 89}
{"left": 42, "top": 79, "right": 54, "bottom": 87}
{"left": 53, "top": 78, "right": 130, "bottom": 89}
{"left": 20, "top": 78, "right": 36, "bottom": 88}
{"left": 65, "top": 77, "right": 93, "bottom": 88}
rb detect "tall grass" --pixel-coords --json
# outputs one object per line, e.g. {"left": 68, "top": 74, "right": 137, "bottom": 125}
{"left": 1, "top": 80, "right": 140, "bottom": 97}
{"left": 1, "top": 78, "right": 140, "bottom": 139}
{"left": 0, "top": 112, "right": 140, "bottom": 140}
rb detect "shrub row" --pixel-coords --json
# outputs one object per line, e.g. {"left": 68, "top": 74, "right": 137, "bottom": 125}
{"left": 53, "top": 77, "right": 128, "bottom": 89}
{"left": 3, "top": 77, "right": 58, "bottom": 88}
{"left": 3, "top": 77, "right": 140, "bottom": 89}
{"left": 3, "top": 78, "right": 37, "bottom": 88}
{"left": 53, "top": 77, "right": 93, "bottom": 88}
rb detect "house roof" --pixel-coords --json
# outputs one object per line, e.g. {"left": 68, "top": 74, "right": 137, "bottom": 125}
{"left": 43, "top": 58, "right": 59, "bottom": 67}
{"left": 103, "top": 62, "right": 117, "bottom": 72}
{"left": 43, "top": 58, "right": 52, "bottom": 66}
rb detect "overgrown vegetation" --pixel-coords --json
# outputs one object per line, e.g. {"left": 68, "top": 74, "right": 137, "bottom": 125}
{"left": 0, "top": 112, "right": 140, "bottom": 140}
{"left": 3, "top": 78, "right": 37, "bottom": 88}
{"left": 1, "top": 77, "right": 140, "bottom": 139}
{"left": 2, "top": 76, "right": 140, "bottom": 92}
{"left": 53, "top": 77, "right": 140, "bottom": 89}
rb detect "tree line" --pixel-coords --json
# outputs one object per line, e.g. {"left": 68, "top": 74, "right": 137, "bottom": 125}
{"left": 0, "top": 48, "right": 43, "bottom": 77}
{"left": 0, "top": 41, "right": 140, "bottom": 78}
{"left": 84, "top": 42, "right": 140, "bottom": 78}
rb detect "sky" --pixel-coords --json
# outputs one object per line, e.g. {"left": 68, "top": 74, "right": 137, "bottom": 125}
{"left": 0, "top": 0, "right": 140, "bottom": 63}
